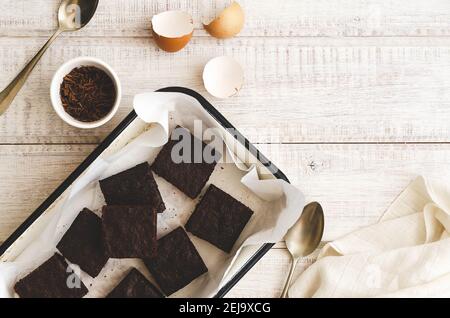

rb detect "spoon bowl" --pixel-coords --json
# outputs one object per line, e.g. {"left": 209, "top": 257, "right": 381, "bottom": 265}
{"left": 285, "top": 202, "right": 324, "bottom": 259}
{"left": 58, "top": 0, "right": 99, "bottom": 31}
{"left": 281, "top": 202, "right": 324, "bottom": 298}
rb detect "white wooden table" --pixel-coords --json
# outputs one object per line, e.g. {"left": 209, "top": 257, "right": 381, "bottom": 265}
{"left": 1, "top": 0, "right": 450, "bottom": 298}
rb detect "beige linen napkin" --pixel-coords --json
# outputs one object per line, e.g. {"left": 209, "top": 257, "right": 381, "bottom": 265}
{"left": 289, "top": 176, "right": 450, "bottom": 298}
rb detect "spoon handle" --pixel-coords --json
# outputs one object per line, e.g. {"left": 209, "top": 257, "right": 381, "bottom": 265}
{"left": 0, "top": 29, "right": 62, "bottom": 116}
{"left": 280, "top": 256, "right": 299, "bottom": 298}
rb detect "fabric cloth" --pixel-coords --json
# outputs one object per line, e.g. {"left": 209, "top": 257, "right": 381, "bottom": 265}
{"left": 289, "top": 177, "right": 450, "bottom": 298}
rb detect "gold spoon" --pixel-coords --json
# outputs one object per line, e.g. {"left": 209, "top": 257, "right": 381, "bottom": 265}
{"left": 0, "top": 0, "right": 99, "bottom": 115}
{"left": 280, "top": 202, "right": 324, "bottom": 298}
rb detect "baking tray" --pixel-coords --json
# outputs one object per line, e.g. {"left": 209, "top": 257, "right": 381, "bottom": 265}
{"left": 0, "top": 87, "right": 289, "bottom": 298}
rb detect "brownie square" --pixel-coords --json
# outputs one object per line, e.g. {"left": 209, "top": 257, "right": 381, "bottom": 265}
{"left": 14, "top": 253, "right": 88, "bottom": 298}
{"left": 107, "top": 268, "right": 164, "bottom": 298}
{"left": 186, "top": 184, "right": 254, "bottom": 253}
{"left": 144, "top": 227, "right": 208, "bottom": 295}
{"left": 102, "top": 205, "right": 157, "bottom": 259}
{"left": 151, "top": 127, "right": 219, "bottom": 199}
{"left": 57, "top": 208, "right": 108, "bottom": 277}
{"left": 99, "top": 163, "right": 165, "bottom": 213}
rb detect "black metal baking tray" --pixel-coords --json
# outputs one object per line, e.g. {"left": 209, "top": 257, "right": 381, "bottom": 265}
{"left": 0, "top": 87, "right": 289, "bottom": 298}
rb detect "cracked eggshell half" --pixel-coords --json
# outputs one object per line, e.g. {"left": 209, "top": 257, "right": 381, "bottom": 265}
{"left": 203, "top": 56, "right": 244, "bottom": 99}
{"left": 204, "top": 1, "right": 245, "bottom": 39}
{"left": 152, "top": 10, "right": 194, "bottom": 52}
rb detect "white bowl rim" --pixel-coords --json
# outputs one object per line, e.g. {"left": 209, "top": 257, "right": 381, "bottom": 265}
{"left": 50, "top": 56, "right": 122, "bottom": 129}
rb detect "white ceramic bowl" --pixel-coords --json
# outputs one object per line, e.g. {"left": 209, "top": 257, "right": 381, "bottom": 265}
{"left": 50, "top": 57, "right": 121, "bottom": 129}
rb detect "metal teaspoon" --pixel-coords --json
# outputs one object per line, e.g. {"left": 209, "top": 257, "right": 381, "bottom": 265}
{"left": 0, "top": 0, "right": 100, "bottom": 115}
{"left": 280, "top": 202, "right": 324, "bottom": 298}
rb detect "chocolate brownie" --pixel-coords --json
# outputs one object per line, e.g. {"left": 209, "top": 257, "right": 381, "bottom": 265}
{"left": 57, "top": 208, "right": 108, "bottom": 277}
{"left": 107, "top": 268, "right": 164, "bottom": 298}
{"left": 151, "top": 127, "right": 220, "bottom": 199}
{"left": 186, "top": 184, "right": 254, "bottom": 253}
{"left": 102, "top": 205, "right": 157, "bottom": 259}
{"left": 99, "top": 163, "right": 165, "bottom": 213}
{"left": 14, "top": 253, "right": 88, "bottom": 298}
{"left": 144, "top": 227, "right": 208, "bottom": 295}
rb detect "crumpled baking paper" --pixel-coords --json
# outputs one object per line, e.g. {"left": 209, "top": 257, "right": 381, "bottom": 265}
{"left": 0, "top": 92, "right": 305, "bottom": 298}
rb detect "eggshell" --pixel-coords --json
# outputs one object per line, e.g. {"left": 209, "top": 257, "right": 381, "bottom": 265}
{"left": 204, "top": 1, "right": 245, "bottom": 39}
{"left": 151, "top": 11, "right": 194, "bottom": 52}
{"left": 203, "top": 56, "right": 244, "bottom": 99}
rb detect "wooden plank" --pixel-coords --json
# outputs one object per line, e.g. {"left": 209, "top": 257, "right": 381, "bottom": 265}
{"left": 1, "top": 36, "right": 450, "bottom": 144}
{"left": 0, "top": 145, "right": 96, "bottom": 243}
{"left": 1, "top": 0, "right": 449, "bottom": 37}
{"left": 258, "top": 143, "right": 450, "bottom": 240}
{"left": 226, "top": 248, "right": 318, "bottom": 298}
{"left": 2, "top": 0, "right": 448, "bottom": 299}
{"left": 1, "top": 143, "right": 449, "bottom": 244}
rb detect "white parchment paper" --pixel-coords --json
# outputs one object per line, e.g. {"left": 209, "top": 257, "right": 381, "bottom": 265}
{"left": 0, "top": 92, "right": 305, "bottom": 298}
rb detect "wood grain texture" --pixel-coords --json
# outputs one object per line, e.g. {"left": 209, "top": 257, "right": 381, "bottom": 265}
{"left": 1, "top": 36, "right": 450, "bottom": 144}
{"left": 226, "top": 249, "right": 319, "bottom": 298}
{"left": 0, "top": 145, "right": 95, "bottom": 243}
{"left": 2, "top": 0, "right": 450, "bottom": 298}
{"left": 1, "top": 0, "right": 449, "bottom": 37}
{"left": 1, "top": 144, "right": 449, "bottom": 244}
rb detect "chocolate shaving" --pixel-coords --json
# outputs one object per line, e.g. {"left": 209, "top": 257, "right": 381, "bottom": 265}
{"left": 60, "top": 66, "right": 116, "bottom": 122}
